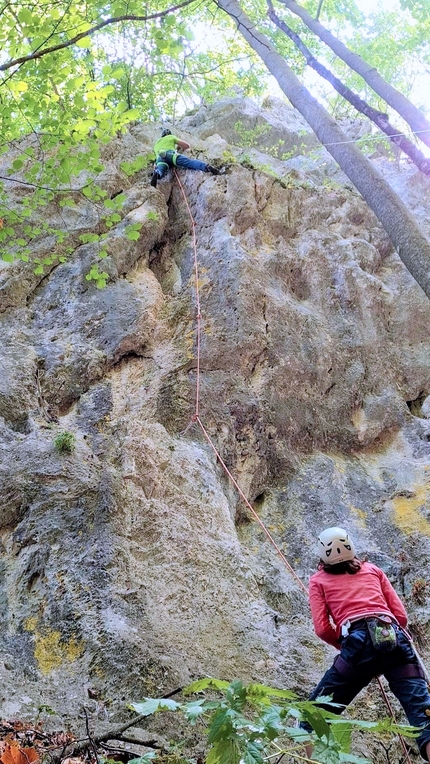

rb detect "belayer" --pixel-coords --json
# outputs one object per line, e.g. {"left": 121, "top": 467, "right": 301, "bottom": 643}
{"left": 301, "top": 527, "right": 430, "bottom": 761}
{"left": 150, "top": 128, "right": 220, "bottom": 188}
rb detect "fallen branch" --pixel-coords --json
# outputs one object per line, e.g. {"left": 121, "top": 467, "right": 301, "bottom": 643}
{"left": 50, "top": 687, "right": 184, "bottom": 762}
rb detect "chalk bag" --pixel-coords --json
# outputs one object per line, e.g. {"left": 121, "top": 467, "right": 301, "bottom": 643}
{"left": 366, "top": 616, "right": 397, "bottom": 652}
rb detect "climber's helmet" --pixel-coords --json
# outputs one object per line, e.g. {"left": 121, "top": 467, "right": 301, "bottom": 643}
{"left": 317, "top": 526, "right": 356, "bottom": 564}
{"left": 161, "top": 128, "right": 172, "bottom": 137}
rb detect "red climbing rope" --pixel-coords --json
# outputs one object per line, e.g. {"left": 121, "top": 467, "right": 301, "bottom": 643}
{"left": 376, "top": 677, "right": 412, "bottom": 763}
{"left": 174, "top": 167, "right": 305, "bottom": 592}
{"left": 195, "top": 413, "right": 307, "bottom": 595}
{"left": 173, "top": 168, "right": 413, "bottom": 764}
{"left": 174, "top": 169, "right": 201, "bottom": 418}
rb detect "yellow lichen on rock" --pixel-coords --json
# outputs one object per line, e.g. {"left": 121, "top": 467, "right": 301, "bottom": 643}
{"left": 24, "top": 615, "right": 38, "bottom": 632}
{"left": 350, "top": 505, "right": 367, "bottom": 528}
{"left": 32, "top": 629, "right": 84, "bottom": 674}
{"left": 391, "top": 484, "right": 430, "bottom": 535}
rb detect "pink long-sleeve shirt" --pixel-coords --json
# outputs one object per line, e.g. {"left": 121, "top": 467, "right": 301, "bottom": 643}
{"left": 309, "top": 561, "right": 408, "bottom": 649}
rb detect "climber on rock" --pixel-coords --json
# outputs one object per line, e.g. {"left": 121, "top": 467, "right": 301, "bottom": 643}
{"left": 150, "top": 128, "right": 220, "bottom": 188}
{"left": 301, "top": 526, "right": 430, "bottom": 761}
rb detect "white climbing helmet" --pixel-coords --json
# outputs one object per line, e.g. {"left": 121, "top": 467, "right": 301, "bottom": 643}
{"left": 317, "top": 527, "right": 356, "bottom": 564}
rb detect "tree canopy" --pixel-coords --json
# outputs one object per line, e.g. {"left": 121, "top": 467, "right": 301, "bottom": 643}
{"left": 1, "top": 0, "right": 430, "bottom": 292}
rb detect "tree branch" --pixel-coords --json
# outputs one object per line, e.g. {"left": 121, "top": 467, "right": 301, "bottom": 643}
{"left": 216, "top": 0, "right": 430, "bottom": 299}
{"left": 50, "top": 687, "right": 184, "bottom": 762}
{"left": 0, "top": 0, "right": 197, "bottom": 73}
{"left": 315, "top": 0, "right": 324, "bottom": 20}
{"left": 267, "top": 1, "right": 430, "bottom": 177}
{"left": 30, "top": 0, "right": 74, "bottom": 58}
{"left": 274, "top": 0, "right": 430, "bottom": 150}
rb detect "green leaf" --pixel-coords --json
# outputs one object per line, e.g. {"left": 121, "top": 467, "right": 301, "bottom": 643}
{"left": 75, "top": 36, "right": 92, "bottom": 48}
{"left": 301, "top": 706, "right": 331, "bottom": 740}
{"left": 283, "top": 725, "right": 313, "bottom": 741}
{"left": 207, "top": 708, "right": 234, "bottom": 744}
{"left": 128, "top": 755, "right": 157, "bottom": 764}
{"left": 129, "top": 698, "right": 179, "bottom": 716}
{"left": 207, "top": 740, "right": 241, "bottom": 764}
{"left": 339, "top": 754, "right": 370, "bottom": 764}
{"left": 126, "top": 230, "right": 140, "bottom": 241}
{"left": 37, "top": 704, "right": 56, "bottom": 716}
{"left": 312, "top": 739, "right": 341, "bottom": 764}
{"left": 247, "top": 683, "right": 296, "bottom": 700}
{"left": 185, "top": 678, "right": 230, "bottom": 694}
{"left": 182, "top": 700, "right": 206, "bottom": 722}
{"left": 2, "top": 253, "right": 14, "bottom": 262}
{"left": 331, "top": 721, "right": 352, "bottom": 753}
{"left": 18, "top": 8, "right": 33, "bottom": 23}
{"left": 242, "top": 741, "right": 264, "bottom": 764}
{"left": 122, "top": 108, "right": 140, "bottom": 120}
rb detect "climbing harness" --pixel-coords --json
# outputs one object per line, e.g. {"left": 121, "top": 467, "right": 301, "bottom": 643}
{"left": 157, "top": 150, "right": 177, "bottom": 166}
{"left": 173, "top": 168, "right": 419, "bottom": 764}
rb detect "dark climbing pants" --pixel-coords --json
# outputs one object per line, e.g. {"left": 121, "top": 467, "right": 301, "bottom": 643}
{"left": 300, "top": 622, "right": 430, "bottom": 760}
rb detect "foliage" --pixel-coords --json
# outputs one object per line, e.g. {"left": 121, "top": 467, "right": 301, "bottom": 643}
{"left": 0, "top": 0, "right": 429, "bottom": 275}
{"left": 0, "top": 0, "right": 267, "bottom": 268}
{"left": 130, "top": 679, "right": 418, "bottom": 764}
{"left": 53, "top": 431, "right": 76, "bottom": 453}
{"left": 234, "top": 120, "right": 271, "bottom": 148}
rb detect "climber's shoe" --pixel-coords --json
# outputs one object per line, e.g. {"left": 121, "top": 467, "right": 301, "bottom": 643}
{"left": 150, "top": 171, "right": 158, "bottom": 188}
{"left": 206, "top": 165, "right": 221, "bottom": 175}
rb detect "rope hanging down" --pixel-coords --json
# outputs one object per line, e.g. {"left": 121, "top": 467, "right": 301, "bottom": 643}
{"left": 173, "top": 169, "right": 305, "bottom": 589}
{"left": 172, "top": 168, "right": 413, "bottom": 764}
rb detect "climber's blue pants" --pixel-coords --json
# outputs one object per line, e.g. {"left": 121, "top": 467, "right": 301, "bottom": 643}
{"left": 155, "top": 152, "right": 208, "bottom": 178}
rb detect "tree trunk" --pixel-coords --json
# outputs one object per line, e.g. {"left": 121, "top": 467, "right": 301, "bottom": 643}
{"left": 267, "top": 1, "right": 430, "bottom": 177}
{"left": 215, "top": 0, "right": 430, "bottom": 299}
{"left": 276, "top": 0, "right": 430, "bottom": 150}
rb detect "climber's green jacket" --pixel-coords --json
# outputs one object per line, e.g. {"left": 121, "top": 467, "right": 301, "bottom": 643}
{"left": 154, "top": 134, "right": 180, "bottom": 157}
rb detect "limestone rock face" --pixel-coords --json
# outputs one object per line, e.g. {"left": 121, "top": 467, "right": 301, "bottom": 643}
{"left": 0, "top": 97, "right": 430, "bottom": 757}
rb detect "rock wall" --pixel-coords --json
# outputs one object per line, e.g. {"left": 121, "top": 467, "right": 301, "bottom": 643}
{"left": 0, "top": 96, "right": 429, "bottom": 758}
